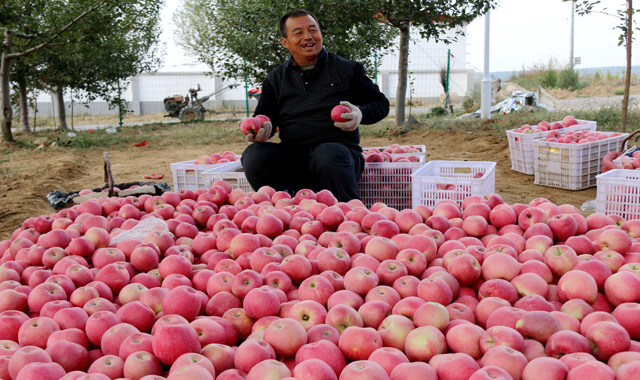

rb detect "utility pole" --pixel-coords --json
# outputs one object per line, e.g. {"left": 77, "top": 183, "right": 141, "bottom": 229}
{"left": 480, "top": 10, "right": 491, "bottom": 119}
{"left": 570, "top": 0, "right": 575, "bottom": 69}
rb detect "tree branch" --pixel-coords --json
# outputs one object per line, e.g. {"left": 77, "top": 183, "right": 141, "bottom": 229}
{"left": 6, "top": 0, "right": 112, "bottom": 60}
{"left": 13, "top": 33, "right": 39, "bottom": 39}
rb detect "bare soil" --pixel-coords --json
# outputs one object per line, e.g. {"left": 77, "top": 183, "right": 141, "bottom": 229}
{"left": 0, "top": 125, "right": 599, "bottom": 241}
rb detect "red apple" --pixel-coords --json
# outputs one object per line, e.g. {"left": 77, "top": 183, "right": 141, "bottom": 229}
{"left": 330, "top": 105, "right": 351, "bottom": 123}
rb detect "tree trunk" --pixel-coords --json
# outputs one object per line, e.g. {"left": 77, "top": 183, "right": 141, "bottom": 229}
{"left": 621, "top": 0, "right": 632, "bottom": 133}
{"left": 395, "top": 22, "right": 410, "bottom": 128}
{"left": 1, "top": 28, "right": 15, "bottom": 142}
{"left": 56, "top": 87, "right": 68, "bottom": 131}
{"left": 17, "top": 72, "right": 31, "bottom": 133}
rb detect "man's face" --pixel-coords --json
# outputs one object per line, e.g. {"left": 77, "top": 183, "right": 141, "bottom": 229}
{"left": 281, "top": 15, "right": 323, "bottom": 66}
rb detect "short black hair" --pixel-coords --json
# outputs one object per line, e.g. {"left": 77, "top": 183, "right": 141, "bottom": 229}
{"left": 279, "top": 9, "right": 320, "bottom": 38}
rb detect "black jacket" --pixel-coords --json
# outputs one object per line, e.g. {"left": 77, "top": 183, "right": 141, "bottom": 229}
{"left": 254, "top": 48, "right": 390, "bottom": 150}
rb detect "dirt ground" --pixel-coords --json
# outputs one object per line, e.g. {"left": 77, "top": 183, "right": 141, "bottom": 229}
{"left": 0, "top": 126, "right": 600, "bottom": 241}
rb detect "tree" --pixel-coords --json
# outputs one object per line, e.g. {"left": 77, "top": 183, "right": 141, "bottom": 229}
{"left": 174, "top": 0, "right": 396, "bottom": 85}
{"left": 369, "top": 0, "right": 494, "bottom": 127}
{"left": 567, "top": 0, "right": 637, "bottom": 132}
{"left": 31, "top": 1, "right": 164, "bottom": 130}
{"left": 0, "top": 0, "right": 161, "bottom": 142}
{"left": 173, "top": 0, "right": 218, "bottom": 72}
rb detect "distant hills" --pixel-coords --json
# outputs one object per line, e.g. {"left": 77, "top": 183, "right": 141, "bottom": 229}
{"left": 479, "top": 66, "right": 640, "bottom": 81}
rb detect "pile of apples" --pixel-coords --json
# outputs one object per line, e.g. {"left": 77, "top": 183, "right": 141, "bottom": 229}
{"left": 511, "top": 116, "right": 589, "bottom": 134}
{"left": 2, "top": 182, "right": 640, "bottom": 380}
{"left": 193, "top": 152, "right": 240, "bottom": 166}
{"left": 544, "top": 131, "right": 625, "bottom": 145}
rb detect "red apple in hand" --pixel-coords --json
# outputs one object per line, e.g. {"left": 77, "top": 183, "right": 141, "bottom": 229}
{"left": 240, "top": 117, "right": 263, "bottom": 136}
{"left": 255, "top": 114, "right": 270, "bottom": 125}
{"left": 331, "top": 105, "right": 351, "bottom": 122}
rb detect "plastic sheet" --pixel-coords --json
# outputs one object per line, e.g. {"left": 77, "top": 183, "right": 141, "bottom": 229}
{"left": 110, "top": 216, "right": 171, "bottom": 245}
{"left": 46, "top": 181, "right": 171, "bottom": 209}
{"left": 581, "top": 199, "right": 597, "bottom": 212}
{"left": 459, "top": 91, "right": 553, "bottom": 119}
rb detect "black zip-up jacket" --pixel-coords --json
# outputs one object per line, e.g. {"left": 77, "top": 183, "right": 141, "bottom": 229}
{"left": 254, "top": 48, "right": 390, "bottom": 151}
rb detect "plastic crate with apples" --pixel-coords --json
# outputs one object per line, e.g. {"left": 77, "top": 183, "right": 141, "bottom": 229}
{"left": 357, "top": 156, "right": 425, "bottom": 210}
{"left": 202, "top": 161, "right": 253, "bottom": 193}
{"left": 411, "top": 160, "right": 496, "bottom": 208}
{"left": 596, "top": 169, "right": 640, "bottom": 220}
{"left": 507, "top": 117, "right": 597, "bottom": 175}
{"left": 170, "top": 152, "right": 240, "bottom": 191}
{"left": 533, "top": 131, "right": 629, "bottom": 190}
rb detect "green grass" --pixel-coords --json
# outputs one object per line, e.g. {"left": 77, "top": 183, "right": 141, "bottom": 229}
{"left": 6, "top": 119, "right": 242, "bottom": 151}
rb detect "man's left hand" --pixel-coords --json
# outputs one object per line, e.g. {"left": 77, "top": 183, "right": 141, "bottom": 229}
{"left": 334, "top": 101, "right": 362, "bottom": 131}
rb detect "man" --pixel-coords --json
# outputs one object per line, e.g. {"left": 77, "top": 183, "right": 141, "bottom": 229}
{"left": 241, "top": 9, "right": 389, "bottom": 202}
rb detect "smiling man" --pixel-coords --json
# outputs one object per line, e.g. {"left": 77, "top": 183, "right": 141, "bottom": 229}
{"left": 241, "top": 9, "right": 389, "bottom": 202}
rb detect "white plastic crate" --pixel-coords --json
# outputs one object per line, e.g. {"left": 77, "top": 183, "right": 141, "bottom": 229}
{"left": 533, "top": 132, "right": 629, "bottom": 190}
{"left": 170, "top": 160, "right": 239, "bottom": 191}
{"left": 411, "top": 161, "right": 496, "bottom": 208}
{"left": 596, "top": 169, "right": 640, "bottom": 220}
{"left": 507, "top": 120, "right": 597, "bottom": 175}
{"left": 202, "top": 161, "right": 253, "bottom": 193}
{"left": 357, "top": 156, "right": 425, "bottom": 210}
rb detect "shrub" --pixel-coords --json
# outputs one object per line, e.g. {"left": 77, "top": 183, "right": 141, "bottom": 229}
{"left": 462, "top": 89, "right": 481, "bottom": 112}
{"left": 558, "top": 67, "right": 580, "bottom": 90}
{"left": 430, "top": 106, "right": 447, "bottom": 117}
{"left": 539, "top": 69, "right": 558, "bottom": 89}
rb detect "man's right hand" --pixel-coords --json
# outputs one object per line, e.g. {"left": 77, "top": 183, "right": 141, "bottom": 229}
{"left": 246, "top": 121, "right": 272, "bottom": 143}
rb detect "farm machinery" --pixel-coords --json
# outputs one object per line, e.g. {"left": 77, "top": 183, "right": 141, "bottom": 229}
{"left": 163, "top": 83, "right": 238, "bottom": 121}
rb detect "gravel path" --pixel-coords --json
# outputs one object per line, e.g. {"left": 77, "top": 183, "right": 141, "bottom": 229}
{"left": 543, "top": 94, "right": 640, "bottom": 111}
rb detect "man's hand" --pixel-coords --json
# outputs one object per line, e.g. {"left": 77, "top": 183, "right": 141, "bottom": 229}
{"left": 246, "top": 121, "right": 272, "bottom": 143}
{"left": 334, "top": 101, "right": 362, "bottom": 131}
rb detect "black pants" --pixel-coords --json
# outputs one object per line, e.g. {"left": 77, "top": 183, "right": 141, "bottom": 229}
{"left": 241, "top": 142, "right": 364, "bottom": 202}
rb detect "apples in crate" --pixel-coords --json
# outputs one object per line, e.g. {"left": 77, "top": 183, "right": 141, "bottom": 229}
{"left": 544, "top": 131, "right": 626, "bottom": 144}
{"left": 194, "top": 151, "right": 240, "bottom": 164}
{"left": 362, "top": 148, "right": 421, "bottom": 163}
{"left": 513, "top": 115, "right": 588, "bottom": 133}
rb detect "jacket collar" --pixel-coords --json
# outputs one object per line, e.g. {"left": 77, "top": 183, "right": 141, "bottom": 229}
{"left": 286, "top": 48, "right": 328, "bottom": 69}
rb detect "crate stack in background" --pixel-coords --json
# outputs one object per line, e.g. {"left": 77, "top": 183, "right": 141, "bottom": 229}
{"left": 507, "top": 118, "right": 597, "bottom": 175}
